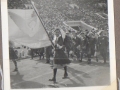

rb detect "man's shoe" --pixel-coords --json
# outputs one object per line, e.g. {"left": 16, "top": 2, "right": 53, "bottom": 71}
{"left": 62, "top": 76, "right": 69, "bottom": 79}
{"left": 13, "top": 68, "right": 18, "bottom": 72}
{"left": 49, "top": 78, "right": 56, "bottom": 83}
{"left": 62, "top": 73, "right": 68, "bottom": 79}
{"left": 79, "top": 60, "right": 82, "bottom": 62}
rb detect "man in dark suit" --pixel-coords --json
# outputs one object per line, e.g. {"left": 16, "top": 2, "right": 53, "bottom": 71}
{"left": 71, "top": 31, "right": 81, "bottom": 61}
{"left": 85, "top": 32, "right": 96, "bottom": 64}
{"left": 79, "top": 32, "right": 87, "bottom": 62}
{"left": 98, "top": 31, "right": 108, "bottom": 63}
{"left": 64, "top": 32, "right": 73, "bottom": 58}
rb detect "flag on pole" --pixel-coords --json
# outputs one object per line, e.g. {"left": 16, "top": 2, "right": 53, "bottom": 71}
{"left": 8, "top": 9, "right": 51, "bottom": 48}
{"left": 31, "top": 1, "right": 39, "bottom": 15}
{"left": 30, "top": 0, "right": 55, "bottom": 48}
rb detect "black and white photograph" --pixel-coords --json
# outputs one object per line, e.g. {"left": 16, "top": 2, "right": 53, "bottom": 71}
{"left": 1, "top": 0, "right": 117, "bottom": 90}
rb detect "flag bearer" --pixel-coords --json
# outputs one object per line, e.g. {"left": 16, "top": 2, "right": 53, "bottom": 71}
{"left": 49, "top": 28, "right": 71, "bottom": 83}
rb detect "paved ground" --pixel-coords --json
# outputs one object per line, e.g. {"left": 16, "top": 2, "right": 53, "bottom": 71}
{"left": 10, "top": 57, "right": 110, "bottom": 89}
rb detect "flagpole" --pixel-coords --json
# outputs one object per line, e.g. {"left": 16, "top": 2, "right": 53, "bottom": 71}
{"left": 30, "top": 0, "right": 55, "bottom": 48}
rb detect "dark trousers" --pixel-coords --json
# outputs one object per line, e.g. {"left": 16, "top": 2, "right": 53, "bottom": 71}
{"left": 46, "top": 53, "right": 50, "bottom": 63}
{"left": 91, "top": 47, "right": 95, "bottom": 56}
{"left": 39, "top": 53, "right": 44, "bottom": 60}
{"left": 100, "top": 49, "right": 107, "bottom": 63}
{"left": 74, "top": 48, "right": 80, "bottom": 60}
{"left": 52, "top": 66, "right": 68, "bottom": 81}
{"left": 66, "top": 48, "right": 71, "bottom": 58}
{"left": 31, "top": 50, "right": 34, "bottom": 59}
{"left": 80, "top": 49, "right": 87, "bottom": 61}
{"left": 86, "top": 48, "right": 92, "bottom": 63}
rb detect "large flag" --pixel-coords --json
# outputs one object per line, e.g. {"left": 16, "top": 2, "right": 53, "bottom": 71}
{"left": 8, "top": 9, "right": 51, "bottom": 49}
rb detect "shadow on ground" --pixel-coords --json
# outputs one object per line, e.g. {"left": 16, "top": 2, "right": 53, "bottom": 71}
{"left": 11, "top": 71, "right": 46, "bottom": 89}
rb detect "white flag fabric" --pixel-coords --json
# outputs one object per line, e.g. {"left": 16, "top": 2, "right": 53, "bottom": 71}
{"left": 8, "top": 9, "right": 51, "bottom": 49}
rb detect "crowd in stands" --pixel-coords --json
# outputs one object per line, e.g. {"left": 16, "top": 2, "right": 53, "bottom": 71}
{"left": 8, "top": 0, "right": 108, "bottom": 32}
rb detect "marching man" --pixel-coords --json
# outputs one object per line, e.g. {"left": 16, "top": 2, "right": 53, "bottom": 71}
{"left": 49, "top": 28, "right": 71, "bottom": 83}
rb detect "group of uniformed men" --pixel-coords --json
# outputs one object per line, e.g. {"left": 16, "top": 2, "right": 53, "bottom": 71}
{"left": 31, "top": 28, "right": 108, "bottom": 64}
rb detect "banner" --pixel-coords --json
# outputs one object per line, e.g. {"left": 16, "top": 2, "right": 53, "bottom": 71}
{"left": 8, "top": 9, "right": 51, "bottom": 48}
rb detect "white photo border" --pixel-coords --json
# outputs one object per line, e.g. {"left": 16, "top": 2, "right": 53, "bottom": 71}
{"left": 1, "top": 0, "right": 117, "bottom": 90}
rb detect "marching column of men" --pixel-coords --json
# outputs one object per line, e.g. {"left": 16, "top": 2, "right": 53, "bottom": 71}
{"left": 9, "top": 28, "right": 109, "bottom": 83}
{"left": 30, "top": 28, "right": 108, "bottom": 65}
{"left": 63, "top": 29, "right": 108, "bottom": 64}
